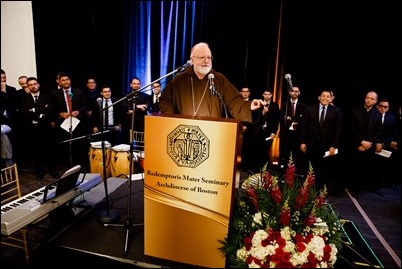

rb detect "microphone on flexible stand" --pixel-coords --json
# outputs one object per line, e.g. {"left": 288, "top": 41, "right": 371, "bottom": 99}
{"left": 284, "top": 74, "right": 293, "bottom": 89}
{"left": 207, "top": 73, "right": 228, "bottom": 118}
{"left": 97, "top": 97, "right": 102, "bottom": 107}
{"left": 176, "top": 60, "right": 193, "bottom": 72}
{"left": 208, "top": 73, "right": 216, "bottom": 97}
{"left": 104, "top": 126, "right": 119, "bottom": 131}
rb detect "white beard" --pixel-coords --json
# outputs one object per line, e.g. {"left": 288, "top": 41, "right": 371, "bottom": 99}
{"left": 194, "top": 65, "right": 211, "bottom": 76}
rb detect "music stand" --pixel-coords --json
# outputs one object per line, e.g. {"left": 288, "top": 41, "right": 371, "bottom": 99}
{"left": 59, "top": 116, "right": 76, "bottom": 168}
{"left": 59, "top": 129, "right": 117, "bottom": 224}
{"left": 68, "top": 116, "right": 73, "bottom": 167}
{"left": 103, "top": 61, "right": 192, "bottom": 256}
{"left": 42, "top": 165, "right": 82, "bottom": 204}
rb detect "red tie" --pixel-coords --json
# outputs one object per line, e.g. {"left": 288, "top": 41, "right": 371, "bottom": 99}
{"left": 65, "top": 90, "right": 72, "bottom": 113}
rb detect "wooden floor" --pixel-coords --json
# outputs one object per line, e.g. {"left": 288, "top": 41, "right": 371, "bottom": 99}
{"left": 2, "top": 163, "right": 401, "bottom": 268}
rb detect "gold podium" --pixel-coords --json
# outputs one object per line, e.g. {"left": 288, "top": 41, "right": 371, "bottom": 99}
{"left": 144, "top": 114, "right": 242, "bottom": 268}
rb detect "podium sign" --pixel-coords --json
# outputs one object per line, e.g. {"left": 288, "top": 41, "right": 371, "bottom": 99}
{"left": 144, "top": 114, "right": 242, "bottom": 268}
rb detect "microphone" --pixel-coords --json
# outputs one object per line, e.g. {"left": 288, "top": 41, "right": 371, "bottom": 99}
{"left": 177, "top": 60, "right": 192, "bottom": 72}
{"left": 104, "top": 126, "right": 118, "bottom": 130}
{"left": 97, "top": 97, "right": 102, "bottom": 107}
{"left": 208, "top": 73, "right": 216, "bottom": 97}
{"left": 69, "top": 91, "right": 73, "bottom": 98}
{"left": 284, "top": 74, "right": 293, "bottom": 89}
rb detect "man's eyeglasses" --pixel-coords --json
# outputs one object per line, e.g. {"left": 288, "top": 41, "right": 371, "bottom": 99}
{"left": 378, "top": 104, "right": 389, "bottom": 109}
{"left": 192, "top": 56, "right": 213, "bottom": 61}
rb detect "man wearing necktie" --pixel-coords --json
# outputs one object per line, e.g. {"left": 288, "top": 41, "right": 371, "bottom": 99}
{"left": 279, "top": 86, "right": 307, "bottom": 175}
{"left": 300, "top": 90, "right": 342, "bottom": 191}
{"left": 104, "top": 99, "right": 109, "bottom": 127}
{"left": 150, "top": 82, "right": 161, "bottom": 113}
{"left": 249, "top": 89, "right": 280, "bottom": 172}
{"left": 374, "top": 99, "right": 397, "bottom": 195}
{"left": 50, "top": 72, "right": 88, "bottom": 168}
{"left": 319, "top": 105, "right": 326, "bottom": 127}
{"left": 92, "top": 85, "right": 121, "bottom": 146}
{"left": 20, "top": 77, "right": 59, "bottom": 179}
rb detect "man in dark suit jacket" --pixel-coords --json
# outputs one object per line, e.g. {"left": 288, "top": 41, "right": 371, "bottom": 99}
{"left": 20, "top": 77, "right": 58, "bottom": 179}
{"left": 1, "top": 69, "right": 18, "bottom": 165}
{"left": 249, "top": 88, "right": 281, "bottom": 172}
{"left": 347, "top": 91, "right": 382, "bottom": 197}
{"left": 373, "top": 98, "right": 397, "bottom": 195}
{"left": 120, "top": 77, "right": 151, "bottom": 145}
{"left": 300, "top": 90, "right": 342, "bottom": 191}
{"left": 388, "top": 103, "right": 401, "bottom": 191}
{"left": 148, "top": 81, "right": 161, "bottom": 114}
{"left": 279, "top": 86, "right": 307, "bottom": 175}
{"left": 50, "top": 72, "right": 89, "bottom": 169}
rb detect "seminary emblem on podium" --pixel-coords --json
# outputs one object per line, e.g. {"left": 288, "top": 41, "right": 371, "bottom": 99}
{"left": 167, "top": 125, "right": 210, "bottom": 168}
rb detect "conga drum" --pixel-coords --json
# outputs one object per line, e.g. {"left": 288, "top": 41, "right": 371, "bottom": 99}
{"left": 110, "top": 144, "right": 131, "bottom": 177}
{"left": 133, "top": 150, "right": 145, "bottom": 172}
{"left": 89, "top": 141, "right": 111, "bottom": 180}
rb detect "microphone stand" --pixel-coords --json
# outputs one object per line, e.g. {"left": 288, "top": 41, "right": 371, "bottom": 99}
{"left": 97, "top": 99, "right": 119, "bottom": 224}
{"left": 280, "top": 81, "right": 291, "bottom": 168}
{"left": 60, "top": 130, "right": 112, "bottom": 144}
{"left": 110, "top": 63, "right": 189, "bottom": 108}
{"left": 214, "top": 90, "right": 228, "bottom": 118}
{"left": 284, "top": 83, "right": 291, "bottom": 127}
{"left": 102, "top": 62, "right": 191, "bottom": 257}
{"left": 103, "top": 91, "right": 143, "bottom": 257}
{"left": 59, "top": 128, "right": 118, "bottom": 224}
{"left": 69, "top": 115, "right": 73, "bottom": 167}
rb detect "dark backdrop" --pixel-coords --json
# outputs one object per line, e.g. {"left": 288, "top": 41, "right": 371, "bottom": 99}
{"left": 31, "top": 1, "right": 399, "bottom": 114}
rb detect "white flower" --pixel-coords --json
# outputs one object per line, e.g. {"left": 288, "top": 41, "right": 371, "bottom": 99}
{"left": 252, "top": 212, "right": 264, "bottom": 227}
{"left": 236, "top": 248, "right": 248, "bottom": 261}
{"left": 307, "top": 236, "right": 326, "bottom": 259}
{"left": 280, "top": 226, "right": 292, "bottom": 240}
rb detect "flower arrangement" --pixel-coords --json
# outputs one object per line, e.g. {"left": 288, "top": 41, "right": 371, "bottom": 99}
{"left": 220, "top": 157, "right": 344, "bottom": 268}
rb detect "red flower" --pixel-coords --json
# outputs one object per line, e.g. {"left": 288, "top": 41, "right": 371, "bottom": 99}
{"left": 247, "top": 186, "right": 259, "bottom": 210}
{"left": 244, "top": 236, "right": 253, "bottom": 250}
{"left": 270, "top": 186, "right": 282, "bottom": 204}
{"left": 284, "top": 162, "right": 296, "bottom": 187}
{"left": 307, "top": 251, "right": 318, "bottom": 264}
{"left": 262, "top": 171, "right": 273, "bottom": 190}
{"left": 304, "top": 213, "right": 317, "bottom": 227}
{"left": 323, "top": 244, "right": 332, "bottom": 260}
{"left": 295, "top": 241, "right": 307, "bottom": 252}
{"left": 294, "top": 186, "right": 309, "bottom": 210}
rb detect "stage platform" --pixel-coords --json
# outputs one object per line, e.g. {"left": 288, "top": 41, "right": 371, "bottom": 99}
{"left": 36, "top": 176, "right": 385, "bottom": 268}
{"left": 44, "top": 176, "right": 195, "bottom": 268}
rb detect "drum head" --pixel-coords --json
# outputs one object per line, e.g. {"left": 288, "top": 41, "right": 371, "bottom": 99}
{"left": 112, "top": 144, "right": 130, "bottom": 151}
{"left": 90, "top": 141, "right": 111, "bottom": 149}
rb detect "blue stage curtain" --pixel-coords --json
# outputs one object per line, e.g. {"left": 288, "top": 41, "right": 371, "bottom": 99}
{"left": 123, "top": 1, "right": 213, "bottom": 95}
